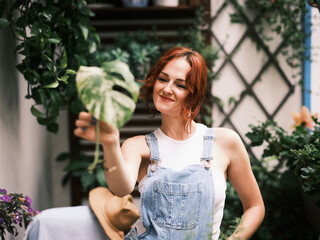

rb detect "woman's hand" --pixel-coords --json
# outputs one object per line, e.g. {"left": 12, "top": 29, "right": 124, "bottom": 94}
{"left": 74, "top": 111, "right": 120, "bottom": 146}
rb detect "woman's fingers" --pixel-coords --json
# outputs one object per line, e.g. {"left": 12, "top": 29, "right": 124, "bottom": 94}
{"left": 74, "top": 111, "right": 120, "bottom": 143}
{"left": 74, "top": 125, "right": 96, "bottom": 141}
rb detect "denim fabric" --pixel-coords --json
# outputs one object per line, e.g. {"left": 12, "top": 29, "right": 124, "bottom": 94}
{"left": 125, "top": 128, "right": 215, "bottom": 240}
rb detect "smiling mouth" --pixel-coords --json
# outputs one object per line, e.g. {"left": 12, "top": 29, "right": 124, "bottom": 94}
{"left": 159, "top": 95, "right": 174, "bottom": 102}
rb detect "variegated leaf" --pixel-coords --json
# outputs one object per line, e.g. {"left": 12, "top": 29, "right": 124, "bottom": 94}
{"left": 76, "top": 60, "right": 140, "bottom": 129}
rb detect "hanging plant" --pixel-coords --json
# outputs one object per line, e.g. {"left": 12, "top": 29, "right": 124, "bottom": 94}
{"left": 0, "top": 0, "right": 101, "bottom": 133}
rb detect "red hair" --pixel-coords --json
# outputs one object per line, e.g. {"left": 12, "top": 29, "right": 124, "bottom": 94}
{"left": 140, "top": 46, "right": 207, "bottom": 128}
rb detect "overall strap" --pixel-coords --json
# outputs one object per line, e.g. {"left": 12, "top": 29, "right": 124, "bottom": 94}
{"left": 145, "top": 132, "right": 161, "bottom": 162}
{"left": 200, "top": 127, "right": 215, "bottom": 163}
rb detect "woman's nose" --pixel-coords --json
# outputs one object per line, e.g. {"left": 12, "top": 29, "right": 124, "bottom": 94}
{"left": 163, "top": 82, "right": 173, "bottom": 93}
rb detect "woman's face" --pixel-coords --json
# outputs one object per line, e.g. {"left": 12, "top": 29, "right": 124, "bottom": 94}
{"left": 153, "top": 58, "right": 191, "bottom": 118}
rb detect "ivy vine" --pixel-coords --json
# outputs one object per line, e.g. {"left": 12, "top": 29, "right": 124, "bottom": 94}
{"left": 228, "top": 0, "right": 309, "bottom": 73}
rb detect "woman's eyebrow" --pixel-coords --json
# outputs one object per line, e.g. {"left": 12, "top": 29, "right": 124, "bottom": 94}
{"left": 160, "top": 72, "right": 186, "bottom": 82}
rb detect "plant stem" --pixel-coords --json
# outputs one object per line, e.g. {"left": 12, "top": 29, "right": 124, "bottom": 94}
{"left": 88, "top": 121, "right": 102, "bottom": 173}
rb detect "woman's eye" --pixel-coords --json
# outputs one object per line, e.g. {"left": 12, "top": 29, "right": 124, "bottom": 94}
{"left": 177, "top": 84, "right": 187, "bottom": 89}
{"left": 158, "top": 77, "right": 168, "bottom": 82}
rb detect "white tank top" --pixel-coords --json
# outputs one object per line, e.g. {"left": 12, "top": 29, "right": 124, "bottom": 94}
{"left": 136, "top": 123, "right": 226, "bottom": 239}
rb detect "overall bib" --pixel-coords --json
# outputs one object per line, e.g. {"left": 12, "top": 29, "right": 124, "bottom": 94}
{"left": 125, "top": 128, "right": 216, "bottom": 240}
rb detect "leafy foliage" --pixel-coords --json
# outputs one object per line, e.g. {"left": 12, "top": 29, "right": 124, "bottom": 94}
{"left": 1, "top": 0, "right": 101, "bottom": 133}
{"left": 236, "top": 116, "right": 320, "bottom": 239}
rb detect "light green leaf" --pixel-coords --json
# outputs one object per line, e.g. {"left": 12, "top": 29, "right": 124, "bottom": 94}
{"left": 43, "top": 81, "right": 59, "bottom": 88}
{"left": 101, "top": 60, "right": 140, "bottom": 101}
{"left": 79, "top": 24, "right": 89, "bottom": 40}
{"left": 89, "top": 41, "right": 97, "bottom": 54}
{"left": 60, "top": 50, "right": 68, "bottom": 69}
{"left": 66, "top": 69, "right": 76, "bottom": 75}
{"left": 76, "top": 60, "right": 140, "bottom": 129}
{"left": 47, "top": 37, "right": 61, "bottom": 44}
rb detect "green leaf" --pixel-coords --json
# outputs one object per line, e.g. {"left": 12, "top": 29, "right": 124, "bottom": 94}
{"left": 89, "top": 41, "right": 97, "bottom": 54}
{"left": 0, "top": 18, "right": 10, "bottom": 29}
{"left": 56, "top": 152, "right": 70, "bottom": 161}
{"left": 81, "top": 171, "right": 96, "bottom": 187}
{"left": 96, "top": 167, "right": 107, "bottom": 187}
{"left": 49, "top": 90, "right": 62, "bottom": 106}
{"left": 101, "top": 60, "right": 140, "bottom": 101}
{"left": 79, "top": 24, "right": 89, "bottom": 40}
{"left": 43, "top": 81, "right": 59, "bottom": 88}
{"left": 60, "top": 50, "right": 67, "bottom": 69}
{"left": 37, "top": 88, "right": 47, "bottom": 107}
{"left": 76, "top": 60, "right": 140, "bottom": 128}
{"left": 31, "top": 105, "right": 45, "bottom": 118}
{"left": 47, "top": 122, "right": 59, "bottom": 133}
{"left": 47, "top": 37, "right": 61, "bottom": 44}
{"left": 66, "top": 69, "right": 76, "bottom": 75}
{"left": 64, "top": 161, "right": 89, "bottom": 171}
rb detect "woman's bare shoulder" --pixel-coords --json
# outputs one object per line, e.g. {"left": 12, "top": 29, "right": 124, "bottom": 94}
{"left": 214, "top": 127, "right": 241, "bottom": 142}
{"left": 122, "top": 135, "right": 148, "bottom": 148}
{"left": 213, "top": 127, "right": 244, "bottom": 151}
{"left": 121, "top": 135, "right": 150, "bottom": 157}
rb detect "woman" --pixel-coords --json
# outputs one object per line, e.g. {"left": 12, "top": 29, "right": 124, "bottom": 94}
{"left": 74, "top": 47, "right": 265, "bottom": 239}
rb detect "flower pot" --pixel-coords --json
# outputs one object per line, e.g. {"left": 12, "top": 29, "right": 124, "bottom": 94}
{"left": 153, "top": 0, "right": 179, "bottom": 7}
{"left": 122, "top": 0, "right": 149, "bottom": 7}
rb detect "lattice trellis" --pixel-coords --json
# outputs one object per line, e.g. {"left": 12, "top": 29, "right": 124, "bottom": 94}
{"left": 208, "top": 0, "right": 302, "bottom": 159}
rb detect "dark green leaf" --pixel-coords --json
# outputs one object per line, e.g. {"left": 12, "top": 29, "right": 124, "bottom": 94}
{"left": 96, "top": 167, "right": 107, "bottom": 187}
{"left": 56, "top": 152, "right": 70, "bottom": 161}
{"left": 81, "top": 171, "right": 95, "bottom": 187}
{"left": 0, "top": 18, "right": 10, "bottom": 29}
{"left": 31, "top": 105, "right": 45, "bottom": 118}
{"left": 64, "top": 161, "right": 89, "bottom": 171}
{"left": 47, "top": 122, "right": 59, "bottom": 133}
{"left": 37, "top": 88, "right": 47, "bottom": 107}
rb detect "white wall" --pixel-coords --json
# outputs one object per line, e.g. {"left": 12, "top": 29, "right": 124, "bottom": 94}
{"left": 311, "top": 8, "right": 320, "bottom": 115}
{"left": 210, "top": 0, "right": 303, "bottom": 152}
{"left": 0, "top": 27, "right": 70, "bottom": 239}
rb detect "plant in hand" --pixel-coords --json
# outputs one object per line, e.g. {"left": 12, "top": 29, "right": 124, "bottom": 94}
{"left": 75, "top": 60, "right": 140, "bottom": 172}
{"left": 0, "top": 189, "right": 39, "bottom": 240}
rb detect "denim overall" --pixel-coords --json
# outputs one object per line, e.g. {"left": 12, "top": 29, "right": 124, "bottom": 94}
{"left": 125, "top": 128, "right": 215, "bottom": 240}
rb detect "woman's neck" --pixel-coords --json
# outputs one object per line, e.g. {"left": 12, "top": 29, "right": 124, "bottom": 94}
{"left": 160, "top": 115, "right": 197, "bottom": 141}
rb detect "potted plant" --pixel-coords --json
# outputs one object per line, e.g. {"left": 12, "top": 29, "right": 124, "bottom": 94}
{"left": 0, "top": 189, "right": 39, "bottom": 240}
{"left": 246, "top": 106, "right": 320, "bottom": 233}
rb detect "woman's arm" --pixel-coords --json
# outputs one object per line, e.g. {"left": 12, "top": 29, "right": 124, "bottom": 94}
{"left": 74, "top": 112, "right": 143, "bottom": 197}
{"left": 221, "top": 129, "right": 265, "bottom": 239}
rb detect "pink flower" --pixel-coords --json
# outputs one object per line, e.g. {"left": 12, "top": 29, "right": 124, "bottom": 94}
{"left": 291, "top": 106, "right": 318, "bottom": 129}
